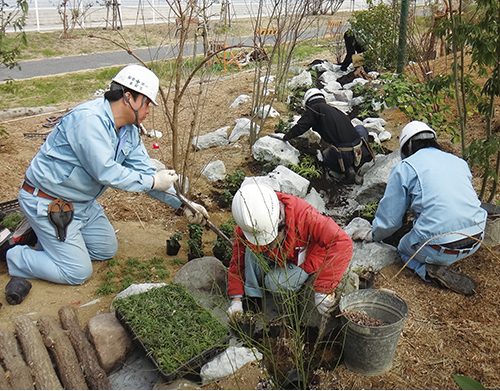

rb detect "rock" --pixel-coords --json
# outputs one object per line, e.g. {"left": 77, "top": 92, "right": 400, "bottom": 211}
{"left": 192, "top": 126, "right": 230, "bottom": 151}
{"left": 268, "top": 165, "right": 310, "bottom": 198}
{"left": 87, "top": 313, "right": 133, "bottom": 374}
{"left": 200, "top": 346, "right": 263, "bottom": 383}
{"left": 201, "top": 160, "right": 226, "bottom": 182}
{"left": 323, "top": 80, "right": 342, "bottom": 93}
{"left": 229, "top": 118, "right": 259, "bottom": 143}
{"left": 229, "top": 94, "right": 250, "bottom": 108}
{"left": 254, "top": 104, "right": 280, "bottom": 119}
{"left": 332, "top": 89, "right": 353, "bottom": 102}
{"left": 252, "top": 135, "right": 300, "bottom": 166}
{"left": 288, "top": 70, "right": 312, "bottom": 90}
{"left": 483, "top": 218, "right": 500, "bottom": 248}
{"left": 378, "top": 130, "right": 392, "bottom": 142}
{"left": 304, "top": 187, "right": 325, "bottom": 214}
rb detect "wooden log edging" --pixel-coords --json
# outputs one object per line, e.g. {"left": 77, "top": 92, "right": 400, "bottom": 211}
{"left": 0, "top": 328, "right": 33, "bottom": 390}
{"left": 14, "top": 315, "right": 63, "bottom": 390}
{"left": 37, "top": 316, "right": 88, "bottom": 390}
{"left": 59, "top": 306, "right": 111, "bottom": 390}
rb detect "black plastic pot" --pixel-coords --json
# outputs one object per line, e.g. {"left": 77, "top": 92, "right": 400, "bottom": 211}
{"left": 166, "top": 240, "right": 181, "bottom": 256}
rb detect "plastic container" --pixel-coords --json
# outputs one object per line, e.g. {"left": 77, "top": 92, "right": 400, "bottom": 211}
{"left": 339, "top": 289, "right": 408, "bottom": 376}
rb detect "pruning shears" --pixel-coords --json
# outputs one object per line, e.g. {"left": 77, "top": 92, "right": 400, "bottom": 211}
{"left": 166, "top": 181, "right": 233, "bottom": 248}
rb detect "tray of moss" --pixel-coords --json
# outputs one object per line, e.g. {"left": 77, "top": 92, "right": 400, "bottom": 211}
{"left": 114, "top": 283, "right": 229, "bottom": 383}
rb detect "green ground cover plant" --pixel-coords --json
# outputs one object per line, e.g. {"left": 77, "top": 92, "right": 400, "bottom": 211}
{"left": 113, "top": 283, "right": 228, "bottom": 374}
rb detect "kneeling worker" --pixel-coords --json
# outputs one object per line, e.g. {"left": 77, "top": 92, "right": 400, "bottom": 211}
{"left": 227, "top": 182, "right": 353, "bottom": 317}
{"left": 273, "top": 88, "right": 374, "bottom": 183}
{"left": 353, "top": 121, "right": 487, "bottom": 296}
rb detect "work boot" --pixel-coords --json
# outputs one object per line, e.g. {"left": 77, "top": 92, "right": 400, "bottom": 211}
{"left": 344, "top": 166, "right": 357, "bottom": 185}
{"left": 5, "top": 277, "right": 32, "bottom": 305}
{"left": 426, "top": 264, "right": 477, "bottom": 297}
{"left": 326, "top": 169, "right": 345, "bottom": 183}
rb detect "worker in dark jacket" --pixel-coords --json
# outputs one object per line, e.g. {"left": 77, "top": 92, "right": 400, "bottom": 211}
{"left": 340, "top": 28, "right": 365, "bottom": 71}
{"left": 276, "top": 88, "right": 374, "bottom": 182}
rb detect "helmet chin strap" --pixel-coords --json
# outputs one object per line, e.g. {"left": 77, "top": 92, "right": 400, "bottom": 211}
{"left": 123, "top": 89, "right": 147, "bottom": 127}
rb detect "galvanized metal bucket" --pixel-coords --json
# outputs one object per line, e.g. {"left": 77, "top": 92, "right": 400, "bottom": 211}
{"left": 339, "top": 289, "right": 408, "bottom": 376}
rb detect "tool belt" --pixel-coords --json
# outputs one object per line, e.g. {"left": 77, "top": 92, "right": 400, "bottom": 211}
{"left": 323, "top": 139, "right": 364, "bottom": 172}
{"left": 22, "top": 181, "right": 74, "bottom": 242}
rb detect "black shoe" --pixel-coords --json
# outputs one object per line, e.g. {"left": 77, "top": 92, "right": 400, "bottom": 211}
{"left": 12, "top": 220, "right": 37, "bottom": 246}
{"left": 426, "top": 264, "right": 477, "bottom": 297}
{"left": 5, "top": 277, "right": 32, "bottom": 305}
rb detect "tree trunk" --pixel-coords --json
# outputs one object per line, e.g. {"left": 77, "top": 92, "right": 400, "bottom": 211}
{"left": 37, "top": 316, "right": 88, "bottom": 390}
{"left": 14, "top": 315, "right": 62, "bottom": 390}
{"left": 58, "top": 306, "right": 111, "bottom": 390}
{"left": 0, "top": 329, "right": 33, "bottom": 390}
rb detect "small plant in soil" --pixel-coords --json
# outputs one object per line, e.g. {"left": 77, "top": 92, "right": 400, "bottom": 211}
{"left": 170, "top": 258, "right": 185, "bottom": 266}
{"left": 224, "top": 168, "right": 245, "bottom": 191}
{"left": 212, "top": 219, "right": 236, "bottom": 267}
{"left": 1, "top": 212, "right": 24, "bottom": 231}
{"left": 287, "top": 154, "right": 322, "bottom": 179}
{"left": 186, "top": 223, "right": 204, "bottom": 260}
{"left": 113, "top": 283, "right": 229, "bottom": 374}
{"left": 360, "top": 201, "right": 379, "bottom": 219}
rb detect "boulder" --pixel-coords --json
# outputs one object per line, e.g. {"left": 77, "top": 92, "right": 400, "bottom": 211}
{"left": 252, "top": 135, "right": 300, "bottom": 166}
{"left": 201, "top": 160, "right": 226, "bottom": 182}
{"left": 192, "top": 126, "right": 230, "bottom": 151}
{"left": 268, "top": 165, "right": 310, "bottom": 198}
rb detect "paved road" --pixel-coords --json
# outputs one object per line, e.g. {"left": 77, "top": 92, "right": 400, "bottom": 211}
{"left": 0, "top": 29, "right": 325, "bottom": 81}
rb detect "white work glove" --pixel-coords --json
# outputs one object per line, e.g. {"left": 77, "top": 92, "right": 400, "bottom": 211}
{"left": 315, "top": 292, "right": 337, "bottom": 317}
{"left": 227, "top": 300, "right": 243, "bottom": 317}
{"left": 152, "top": 170, "right": 178, "bottom": 191}
{"left": 184, "top": 202, "right": 209, "bottom": 226}
{"left": 352, "top": 226, "right": 373, "bottom": 242}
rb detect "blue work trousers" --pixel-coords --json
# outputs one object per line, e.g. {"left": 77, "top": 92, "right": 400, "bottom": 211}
{"left": 6, "top": 187, "right": 117, "bottom": 285}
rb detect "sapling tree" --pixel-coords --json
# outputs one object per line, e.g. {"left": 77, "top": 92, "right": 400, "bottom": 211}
{"left": 0, "top": 0, "right": 28, "bottom": 69}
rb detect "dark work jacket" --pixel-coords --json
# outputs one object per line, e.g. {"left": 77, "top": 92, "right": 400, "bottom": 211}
{"left": 283, "top": 98, "right": 359, "bottom": 146}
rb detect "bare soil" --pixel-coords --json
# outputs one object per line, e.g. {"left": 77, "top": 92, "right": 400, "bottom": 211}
{"left": 0, "top": 54, "right": 499, "bottom": 390}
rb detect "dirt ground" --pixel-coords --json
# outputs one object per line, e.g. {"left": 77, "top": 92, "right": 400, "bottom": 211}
{"left": 1, "top": 58, "right": 500, "bottom": 390}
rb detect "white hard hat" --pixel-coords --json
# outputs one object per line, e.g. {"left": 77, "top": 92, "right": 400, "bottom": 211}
{"left": 399, "top": 120, "right": 436, "bottom": 159}
{"left": 232, "top": 183, "right": 280, "bottom": 246}
{"left": 303, "top": 88, "right": 325, "bottom": 107}
{"left": 112, "top": 64, "right": 159, "bottom": 106}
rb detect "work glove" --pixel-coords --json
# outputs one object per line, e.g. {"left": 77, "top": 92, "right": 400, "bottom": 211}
{"left": 315, "top": 292, "right": 337, "bottom": 317}
{"left": 152, "top": 170, "right": 178, "bottom": 192}
{"left": 352, "top": 226, "right": 373, "bottom": 242}
{"left": 227, "top": 299, "right": 243, "bottom": 317}
{"left": 184, "top": 202, "right": 209, "bottom": 226}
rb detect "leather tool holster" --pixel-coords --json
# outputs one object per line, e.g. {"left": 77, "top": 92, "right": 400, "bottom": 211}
{"left": 47, "top": 198, "right": 74, "bottom": 242}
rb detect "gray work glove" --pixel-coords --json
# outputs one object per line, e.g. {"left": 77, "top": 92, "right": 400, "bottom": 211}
{"left": 152, "top": 170, "right": 178, "bottom": 191}
{"left": 314, "top": 292, "right": 336, "bottom": 317}
{"left": 185, "top": 202, "right": 209, "bottom": 225}
{"left": 352, "top": 226, "right": 373, "bottom": 242}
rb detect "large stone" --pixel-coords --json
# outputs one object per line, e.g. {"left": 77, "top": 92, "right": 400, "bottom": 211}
{"left": 252, "top": 135, "right": 300, "bottom": 166}
{"left": 86, "top": 313, "right": 133, "bottom": 374}
{"left": 268, "top": 165, "right": 310, "bottom": 198}
{"left": 254, "top": 104, "right": 280, "bottom": 119}
{"left": 229, "top": 118, "right": 260, "bottom": 143}
{"left": 192, "top": 126, "right": 230, "bottom": 151}
{"left": 355, "top": 150, "right": 401, "bottom": 205}
{"left": 201, "top": 160, "right": 226, "bottom": 182}
{"left": 304, "top": 187, "right": 325, "bottom": 214}
{"left": 483, "top": 218, "right": 500, "bottom": 248}
{"left": 200, "top": 347, "right": 263, "bottom": 383}
{"left": 287, "top": 70, "right": 312, "bottom": 90}
{"left": 229, "top": 94, "right": 250, "bottom": 108}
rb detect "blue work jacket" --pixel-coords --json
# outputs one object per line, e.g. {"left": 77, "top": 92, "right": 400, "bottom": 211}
{"left": 24, "top": 98, "right": 181, "bottom": 208}
{"left": 372, "top": 147, "right": 487, "bottom": 245}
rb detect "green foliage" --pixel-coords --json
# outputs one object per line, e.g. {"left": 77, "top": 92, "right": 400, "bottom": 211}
{"left": 225, "top": 168, "right": 245, "bottom": 191}
{"left": 222, "top": 189, "right": 233, "bottom": 204}
{"left": 360, "top": 201, "right": 379, "bottom": 219}
{"left": 168, "top": 232, "right": 184, "bottom": 246}
{"left": 348, "top": 3, "right": 400, "bottom": 71}
{"left": 287, "top": 86, "right": 308, "bottom": 113}
{"left": 125, "top": 257, "right": 140, "bottom": 267}
{"left": 352, "top": 84, "right": 380, "bottom": 119}
{"left": 1, "top": 212, "right": 24, "bottom": 231}
{"left": 186, "top": 223, "right": 204, "bottom": 258}
{"left": 452, "top": 374, "right": 486, "bottom": 390}
{"left": 465, "top": 134, "right": 500, "bottom": 202}
{"left": 0, "top": 0, "right": 28, "bottom": 69}
{"left": 108, "top": 258, "right": 120, "bottom": 267}
{"left": 378, "top": 73, "right": 457, "bottom": 138}
{"left": 212, "top": 219, "right": 236, "bottom": 265}
{"left": 113, "top": 283, "right": 228, "bottom": 374}
{"left": 274, "top": 118, "right": 293, "bottom": 134}
{"left": 120, "top": 276, "right": 135, "bottom": 291}
{"left": 287, "top": 155, "right": 322, "bottom": 179}
{"left": 95, "top": 281, "right": 117, "bottom": 296}
{"left": 170, "top": 258, "right": 185, "bottom": 266}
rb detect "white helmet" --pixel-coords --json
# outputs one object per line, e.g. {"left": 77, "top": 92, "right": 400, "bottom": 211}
{"left": 232, "top": 182, "right": 280, "bottom": 246}
{"left": 112, "top": 64, "right": 159, "bottom": 106}
{"left": 399, "top": 120, "right": 436, "bottom": 159}
{"left": 303, "top": 88, "right": 325, "bottom": 107}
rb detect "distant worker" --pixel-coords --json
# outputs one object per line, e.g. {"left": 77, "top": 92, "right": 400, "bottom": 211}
{"left": 353, "top": 121, "right": 487, "bottom": 296}
{"left": 4, "top": 64, "right": 208, "bottom": 294}
{"left": 226, "top": 182, "right": 353, "bottom": 318}
{"left": 340, "top": 28, "right": 365, "bottom": 71}
{"left": 272, "top": 88, "right": 374, "bottom": 183}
